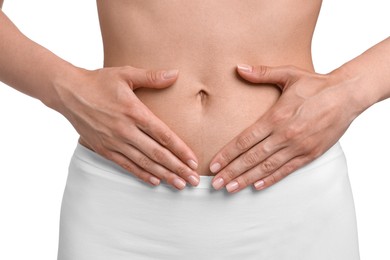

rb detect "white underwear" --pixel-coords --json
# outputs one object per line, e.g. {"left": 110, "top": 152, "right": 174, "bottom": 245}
{"left": 57, "top": 142, "right": 360, "bottom": 260}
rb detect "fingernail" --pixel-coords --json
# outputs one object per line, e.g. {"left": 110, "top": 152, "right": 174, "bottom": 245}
{"left": 237, "top": 64, "right": 253, "bottom": 73}
{"left": 149, "top": 176, "right": 160, "bottom": 186}
{"left": 226, "top": 181, "right": 239, "bottom": 192}
{"left": 212, "top": 177, "right": 224, "bottom": 190}
{"left": 173, "top": 178, "right": 186, "bottom": 190}
{"left": 187, "top": 159, "right": 198, "bottom": 170}
{"left": 188, "top": 175, "right": 200, "bottom": 186}
{"left": 254, "top": 180, "right": 265, "bottom": 189}
{"left": 163, "top": 69, "right": 179, "bottom": 79}
{"left": 210, "top": 163, "right": 221, "bottom": 173}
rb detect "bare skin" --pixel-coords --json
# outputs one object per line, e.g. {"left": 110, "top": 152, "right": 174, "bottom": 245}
{"left": 0, "top": 1, "right": 389, "bottom": 192}
{"left": 95, "top": 0, "right": 320, "bottom": 173}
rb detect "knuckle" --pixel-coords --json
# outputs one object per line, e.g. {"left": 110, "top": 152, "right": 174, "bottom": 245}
{"left": 146, "top": 70, "right": 159, "bottom": 84}
{"left": 283, "top": 125, "right": 302, "bottom": 141}
{"left": 162, "top": 173, "right": 172, "bottom": 184}
{"left": 310, "top": 146, "right": 323, "bottom": 159}
{"left": 220, "top": 151, "right": 232, "bottom": 163}
{"left": 118, "top": 66, "right": 136, "bottom": 82}
{"left": 94, "top": 144, "right": 107, "bottom": 157}
{"left": 255, "top": 65, "right": 269, "bottom": 77}
{"left": 122, "top": 65, "right": 136, "bottom": 72}
{"left": 243, "top": 151, "right": 259, "bottom": 166}
{"left": 261, "top": 159, "right": 275, "bottom": 173}
{"left": 284, "top": 65, "right": 301, "bottom": 84}
{"left": 297, "top": 140, "right": 312, "bottom": 154}
{"left": 112, "top": 121, "right": 129, "bottom": 139}
{"left": 236, "top": 132, "right": 255, "bottom": 151}
{"left": 284, "top": 163, "right": 297, "bottom": 176}
{"left": 306, "top": 151, "right": 317, "bottom": 162}
{"left": 99, "top": 149, "right": 111, "bottom": 161}
{"left": 260, "top": 143, "right": 272, "bottom": 154}
{"left": 240, "top": 176, "right": 252, "bottom": 187}
{"left": 153, "top": 168, "right": 169, "bottom": 182}
{"left": 138, "top": 156, "right": 151, "bottom": 169}
{"left": 129, "top": 106, "right": 148, "bottom": 124}
{"left": 285, "top": 65, "right": 300, "bottom": 77}
{"left": 100, "top": 148, "right": 112, "bottom": 159}
{"left": 139, "top": 175, "right": 151, "bottom": 184}
{"left": 270, "top": 110, "right": 288, "bottom": 124}
{"left": 101, "top": 151, "right": 112, "bottom": 162}
{"left": 159, "top": 131, "right": 173, "bottom": 147}
{"left": 135, "top": 116, "right": 149, "bottom": 130}
{"left": 164, "top": 171, "right": 176, "bottom": 183}
{"left": 268, "top": 174, "right": 277, "bottom": 185}
{"left": 119, "top": 160, "right": 135, "bottom": 172}
{"left": 224, "top": 168, "right": 237, "bottom": 179}
{"left": 173, "top": 147, "right": 186, "bottom": 159}
{"left": 131, "top": 170, "right": 149, "bottom": 183}
{"left": 152, "top": 148, "right": 166, "bottom": 162}
{"left": 285, "top": 65, "right": 298, "bottom": 72}
{"left": 175, "top": 166, "right": 188, "bottom": 177}
{"left": 128, "top": 105, "right": 142, "bottom": 119}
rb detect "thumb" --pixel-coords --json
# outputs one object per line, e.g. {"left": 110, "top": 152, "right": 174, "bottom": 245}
{"left": 125, "top": 67, "right": 179, "bottom": 90}
{"left": 237, "top": 64, "right": 300, "bottom": 90}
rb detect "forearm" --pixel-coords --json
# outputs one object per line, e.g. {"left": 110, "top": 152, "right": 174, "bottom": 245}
{"left": 332, "top": 37, "right": 390, "bottom": 113}
{"left": 0, "top": 9, "right": 81, "bottom": 112}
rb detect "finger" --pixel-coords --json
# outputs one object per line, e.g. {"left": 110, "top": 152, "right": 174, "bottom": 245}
{"left": 209, "top": 118, "right": 272, "bottom": 174}
{"left": 136, "top": 108, "right": 199, "bottom": 171}
{"left": 211, "top": 137, "right": 283, "bottom": 190}
{"left": 236, "top": 64, "right": 302, "bottom": 90}
{"left": 253, "top": 156, "right": 311, "bottom": 191}
{"left": 115, "top": 142, "right": 198, "bottom": 189}
{"left": 222, "top": 148, "right": 298, "bottom": 193}
{"left": 124, "top": 125, "right": 199, "bottom": 186}
{"left": 123, "top": 66, "right": 179, "bottom": 90}
{"left": 106, "top": 150, "right": 161, "bottom": 187}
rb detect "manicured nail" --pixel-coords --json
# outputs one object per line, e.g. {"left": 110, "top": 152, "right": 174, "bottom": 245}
{"left": 254, "top": 180, "right": 265, "bottom": 189}
{"left": 149, "top": 176, "right": 160, "bottom": 186}
{"left": 237, "top": 64, "right": 253, "bottom": 73}
{"left": 210, "top": 163, "right": 221, "bottom": 173}
{"left": 226, "top": 181, "right": 239, "bottom": 192}
{"left": 212, "top": 177, "right": 224, "bottom": 190}
{"left": 173, "top": 178, "right": 186, "bottom": 190}
{"left": 187, "top": 159, "right": 198, "bottom": 170}
{"left": 188, "top": 175, "right": 200, "bottom": 186}
{"left": 163, "top": 69, "right": 179, "bottom": 79}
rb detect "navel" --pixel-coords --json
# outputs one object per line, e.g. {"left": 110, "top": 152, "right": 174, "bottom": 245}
{"left": 197, "top": 89, "right": 209, "bottom": 104}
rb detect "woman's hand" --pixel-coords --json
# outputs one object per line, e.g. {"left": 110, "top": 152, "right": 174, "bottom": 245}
{"left": 54, "top": 66, "right": 200, "bottom": 190}
{"left": 210, "top": 64, "right": 363, "bottom": 193}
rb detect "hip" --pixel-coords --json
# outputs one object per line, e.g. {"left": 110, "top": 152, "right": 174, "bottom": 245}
{"left": 58, "top": 142, "right": 360, "bottom": 259}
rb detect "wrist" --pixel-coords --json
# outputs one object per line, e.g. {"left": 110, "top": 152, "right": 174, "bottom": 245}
{"left": 328, "top": 65, "right": 375, "bottom": 117}
{"left": 45, "top": 62, "right": 87, "bottom": 115}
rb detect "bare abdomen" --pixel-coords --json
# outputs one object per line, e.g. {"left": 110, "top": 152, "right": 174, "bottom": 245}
{"left": 97, "top": 0, "right": 321, "bottom": 175}
{"left": 133, "top": 66, "right": 281, "bottom": 175}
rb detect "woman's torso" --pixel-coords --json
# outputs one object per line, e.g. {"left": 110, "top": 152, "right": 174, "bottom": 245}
{"left": 96, "top": 0, "right": 322, "bottom": 175}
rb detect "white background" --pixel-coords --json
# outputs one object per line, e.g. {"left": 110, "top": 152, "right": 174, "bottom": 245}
{"left": 0, "top": 0, "right": 389, "bottom": 259}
